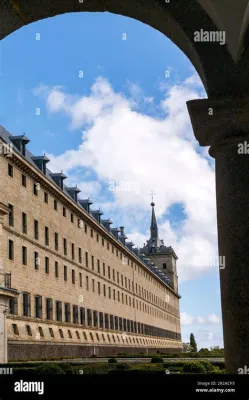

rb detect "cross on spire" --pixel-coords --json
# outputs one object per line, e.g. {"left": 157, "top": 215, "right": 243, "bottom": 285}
{"left": 149, "top": 190, "right": 155, "bottom": 203}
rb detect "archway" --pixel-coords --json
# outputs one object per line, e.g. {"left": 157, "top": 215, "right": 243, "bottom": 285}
{"left": 1, "top": 0, "right": 249, "bottom": 374}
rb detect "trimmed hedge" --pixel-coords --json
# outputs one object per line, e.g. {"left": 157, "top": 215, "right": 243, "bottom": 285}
{"left": 182, "top": 362, "right": 206, "bottom": 374}
{"left": 35, "top": 363, "right": 66, "bottom": 374}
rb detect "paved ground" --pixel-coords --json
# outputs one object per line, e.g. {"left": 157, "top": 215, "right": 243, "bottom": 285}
{"left": 15, "top": 357, "right": 224, "bottom": 364}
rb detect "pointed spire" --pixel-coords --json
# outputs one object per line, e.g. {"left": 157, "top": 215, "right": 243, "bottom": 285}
{"left": 150, "top": 196, "right": 158, "bottom": 240}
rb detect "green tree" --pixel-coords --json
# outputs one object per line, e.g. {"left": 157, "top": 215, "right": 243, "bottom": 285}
{"left": 190, "top": 333, "right": 197, "bottom": 352}
{"left": 183, "top": 342, "right": 194, "bottom": 353}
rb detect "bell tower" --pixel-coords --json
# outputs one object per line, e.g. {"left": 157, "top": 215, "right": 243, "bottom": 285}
{"left": 140, "top": 200, "right": 179, "bottom": 293}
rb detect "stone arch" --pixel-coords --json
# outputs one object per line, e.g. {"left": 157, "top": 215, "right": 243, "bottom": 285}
{"left": 1, "top": 0, "right": 249, "bottom": 97}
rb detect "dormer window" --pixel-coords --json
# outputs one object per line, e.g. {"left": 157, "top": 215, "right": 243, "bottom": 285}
{"left": 10, "top": 134, "right": 30, "bottom": 158}
{"left": 31, "top": 155, "right": 50, "bottom": 176}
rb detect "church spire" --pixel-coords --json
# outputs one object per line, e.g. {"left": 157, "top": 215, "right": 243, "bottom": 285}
{"left": 150, "top": 201, "right": 158, "bottom": 239}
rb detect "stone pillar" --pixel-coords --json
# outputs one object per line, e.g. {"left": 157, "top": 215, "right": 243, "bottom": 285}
{"left": 187, "top": 96, "right": 249, "bottom": 374}
{"left": 0, "top": 202, "right": 19, "bottom": 363}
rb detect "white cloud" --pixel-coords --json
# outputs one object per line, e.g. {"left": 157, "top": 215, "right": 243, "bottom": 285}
{"left": 33, "top": 73, "right": 218, "bottom": 282}
{"left": 181, "top": 312, "right": 220, "bottom": 325}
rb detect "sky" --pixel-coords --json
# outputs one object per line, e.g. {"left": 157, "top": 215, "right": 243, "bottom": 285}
{"left": 0, "top": 11, "right": 223, "bottom": 349}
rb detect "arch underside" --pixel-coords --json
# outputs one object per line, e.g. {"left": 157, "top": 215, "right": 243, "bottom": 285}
{"left": 1, "top": 0, "right": 249, "bottom": 96}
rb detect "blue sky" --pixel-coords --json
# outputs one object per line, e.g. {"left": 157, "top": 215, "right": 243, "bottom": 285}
{"left": 1, "top": 11, "right": 223, "bottom": 349}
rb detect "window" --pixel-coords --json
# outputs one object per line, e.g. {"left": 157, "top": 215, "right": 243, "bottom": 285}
{"left": 163, "top": 263, "right": 167, "bottom": 270}
{"left": 84, "top": 224, "right": 87, "bottom": 233}
{"left": 104, "top": 313, "right": 109, "bottom": 329}
{"left": 91, "top": 255, "right": 94, "bottom": 270}
{"left": 72, "top": 243, "right": 75, "bottom": 260}
{"left": 63, "top": 238, "right": 67, "bottom": 255}
{"left": 9, "top": 297, "right": 18, "bottom": 315}
{"left": 86, "top": 276, "right": 89, "bottom": 290}
{"left": 33, "top": 183, "right": 38, "bottom": 196}
{"left": 54, "top": 199, "right": 57, "bottom": 210}
{"left": 56, "top": 301, "right": 62, "bottom": 321}
{"left": 76, "top": 331, "right": 80, "bottom": 339}
{"left": 107, "top": 242, "right": 109, "bottom": 250}
{"left": 65, "top": 303, "right": 71, "bottom": 323}
{"left": 68, "top": 330, "right": 72, "bottom": 339}
{"left": 110, "top": 315, "right": 114, "bottom": 330}
{"left": 102, "top": 238, "right": 104, "bottom": 246}
{"left": 73, "top": 305, "right": 79, "bottom": 324}
{"left": 44, "top": 192, "right": 48, "bottom": 203}
{"left": 22, "top": 212, "right": 27, "bottom": 234}
{"left": 92, "top": 279, "right": 95, "bottom": 292}
{"left": 8, "top": 163, "right": 13, "bottom": 177}
{"left": 87, "top": 309, "right": 92, "bottom": 326}
{"left": 103, "top": 284, "right": 106, "bottom": 297}
{"left": 93, "top": 310, "right": 98, "bottom": 327}
{"left": 55, "top": 261, "right": 58, "bottom": 278}
{"left": 23, "top": 293, "right": 30, "bottom": 317}
{"left": 72, "top": 269, "right": 75, "bottom": 284}
{"left": 97, "top": 259, "right": 100, "bottom": 273}
{"left": 71, "top": 213, "right": 74, "bottom": 223}
{"left": 96, "top": 234, "right": 99, "bottom": 242}
{"left": 103, "top": 263, "right": 105, "bottom": 276}
{"left": 114, "top": 316, "right": 118, "bottom": 330}
{"left": 112, "top": 246, "right": 114, "bottom": 254}
{"left": 26, "top": 325, "right": 32, "bottom": 336}
{"left": 108, "top": 266, "right": 110, "bottom": 279}
{"left": 99, "top": 312, "right": 104, "bottom": 328}
{"left": 8, "top": 240, "right": 14, "bottom": 260}
{"left": 108, "top": 287, "right": 111, "bottom": 299}
{"left": 46, "top": 298, "right": 53, "bottom": 320}
{"left": 113, "top": 289, "right": 115, "bottom": 300}
{"left": 83, "top": 331, "right": 87, "bottom": 340}
{"left": 12, "top": 324, "right": 19, "bottom": 335}
{"left": 34, "top": 251, "right": 39, "bottom": 269}
{"left": 45, "top": 226, "right": 49, "bottom": 246}
{"left": 91, "top": 229, "right": 93, "bottom": 238}
{"left": 78, "top": 248, "right": 82, "bottom": 263}
{"left": 35, "top": 295, "right": 42, "bottom": 318}
{"left": 80, "top": 307, "right": 85, "bottom": 325}
{"left": 64, "top": 265, "right": 67, "bottom": 281}
{"left": 85, "top": 252, "right": 88, "bottom": 267}
{"left": 118, "top": 291, "right": 120, "bottom": 302}
{"left": 98, "top": 282, "right": 101, "bottom": 294}
{"left": 21, "top": 174, "right": 26, "bottom": 187}
{"left": 117, "top": 272, "right": 119, "bottom": 284}
{"left": 59, "top": 329, "right": 64, "bottom": 338}
{"left": 34, "top": 219, "right": 39, "bottom": 240}
{"left": 49, "top": 328, "right": 54, "bottom": 338}
{"left": 22, "top": 246, "right": 27, "bottom": 265}
{"left": 121, "top": 275, "right": 123, "bottom": 286}
{"left": 55, "top": 232, "right": 59, "bottom": 251}
{"left": 112, "top": 269, "right": 115, "bottom": 282}
{"left": 63, "top": 207, "right": 66, "bottom": 217}
{"left": 45, "top": 257, "right": 49, "bottom": 274}
{"left": 79, "top": 272, "right": 82, "bottom": 287}
{"left": 8, "top": 204, "right": 14, "bottom": 227}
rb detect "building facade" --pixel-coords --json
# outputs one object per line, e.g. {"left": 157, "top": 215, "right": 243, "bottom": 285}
{"left": 0, "top": 125, "right": 182, "bottom": 361}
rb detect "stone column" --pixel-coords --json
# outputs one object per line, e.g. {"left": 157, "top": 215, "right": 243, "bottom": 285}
{"left": 187, "top": 96, "right": 249, "bottom": 374}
